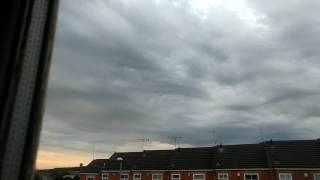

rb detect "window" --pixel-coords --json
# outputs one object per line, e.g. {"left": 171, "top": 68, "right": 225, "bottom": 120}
{"left": 218, "top": 173, "right": 228, "bottom": 180}
{"left": 279, "top": 173, "right": 292, "bottom": 180}
{"left": 244, "top": 174, "right": 258, "bottom": 180}
{"left": 102, "top": 174, "right": 108, "bottom": 180}
{"left": 134, "top": 174, "right": 141, "bottom": 180}
{"left": 314, "top": 174, "right": 320, "bottom": 180}
{"left": 87, "top": 177, "right": 94, "bottom": 180}
{"left": 171, "top": 174, "right": 180, "bottom": 180}
{"left": 152, "top": 174, "right": 163, "bottom": 180}
{"left": 193, "top": 174, "right": 205, "bottom": 180}
{"left": 120, "top": 174, "right": 129, "bottom": 180}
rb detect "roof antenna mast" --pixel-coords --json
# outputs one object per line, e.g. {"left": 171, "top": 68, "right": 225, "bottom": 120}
{"left": 168, "top": 136, "right": 183, "bottom": 149}
{"left": 260, "top": 128, "right": 265, "bottom": 142}
{"left": 92, "top": 144, "right": 95, "bottom": 160}
{"left": 137, "top": 138, "right": 150, "bottom": 150}
{"left": 211, "top": 129, "right": 218, "bottom": 146}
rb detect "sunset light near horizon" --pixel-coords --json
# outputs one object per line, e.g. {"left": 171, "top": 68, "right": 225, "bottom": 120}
{"left": 37, "top": 0, "right": 320, "bottom": 169}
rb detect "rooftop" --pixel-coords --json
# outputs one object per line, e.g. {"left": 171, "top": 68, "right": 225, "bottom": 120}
{"left": 77, "top": 139, "right": 320, "bottom": 173}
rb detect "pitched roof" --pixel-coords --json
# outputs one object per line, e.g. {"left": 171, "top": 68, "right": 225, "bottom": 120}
{"left": 212, "top": 144, "right": 268, "bottom": 169}
{"left": 170, "top": 147, "right": 213, "bottom": 170}
{"left": 108, "top": 150, "right": 174, "bottom": 170}
{"left": 263, "top": 139, "right": 320, "bottom": 168}
{"left": 80, "top": 159, "right": 108, "bottom": 173}
{"left": 80, "top": 139, "right": 320, "bottom": 173}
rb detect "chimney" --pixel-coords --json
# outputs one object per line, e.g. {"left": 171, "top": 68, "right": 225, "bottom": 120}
{"left": 218, "top": 144, "right": 224, "bottom": 153}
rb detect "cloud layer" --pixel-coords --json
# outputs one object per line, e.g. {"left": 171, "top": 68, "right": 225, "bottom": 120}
{"left": 38, "top": 0, "right": 320, "bottom": 168}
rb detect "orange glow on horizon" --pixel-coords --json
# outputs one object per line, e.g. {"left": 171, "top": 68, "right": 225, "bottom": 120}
{"left": 36, "top": 148, "right": 96, "bottom": 169}
{"left": 36, "top": 141, "right": 192, "bottom": 169}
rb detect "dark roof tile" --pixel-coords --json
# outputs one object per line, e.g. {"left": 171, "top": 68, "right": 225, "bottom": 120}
{"left": 80, "top": 139, "right": 320, "bottom": 173}
{"left": 263, "top": 139, "right": 320, "bottom": 168}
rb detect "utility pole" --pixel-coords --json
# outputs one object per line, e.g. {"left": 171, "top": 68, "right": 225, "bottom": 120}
{"left": 137, "top": 138, "right": 150, "bottom": 150}
{"left": 168, "top": 136, "right": 183, "bottom": 149}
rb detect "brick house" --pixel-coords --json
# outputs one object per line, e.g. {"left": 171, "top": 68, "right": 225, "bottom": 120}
{"left": 80, "top": 139, "right": 320, "bottom": 180}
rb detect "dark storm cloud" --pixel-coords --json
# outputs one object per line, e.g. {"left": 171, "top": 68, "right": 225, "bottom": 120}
{"left": 39, "top": 0, "right": 320, "bottom": 156}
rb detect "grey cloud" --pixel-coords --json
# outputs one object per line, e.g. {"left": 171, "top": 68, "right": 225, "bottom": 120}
{"left": 265, "top": 88, "right": 320, "bottom": 104}
{"left": 247, "top": 0, "right": 320, "bottom": 58}
{"left": 39, "top": 0, "right": 320, "bottom": 158}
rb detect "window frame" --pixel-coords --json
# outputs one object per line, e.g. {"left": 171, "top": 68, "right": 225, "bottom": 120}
{"left": 120, "top": 174, "right": 129, "bottom": 180}
{"left": 278, "top": 173, "right": 292, "bottom": 180}
{"left": 171, "top": 173, "right": 181, "bottom": 180}
{"left": 87, "top": 176, "right": 95, "bottom": 180}
{"left": 217, "top": 173, "right": 228, "bottom": 180}
{"left": 0, "top": 0, "right": 59, "bottom": 179}
{"left": 244, "top": 173, "right": 259, "bottom": 180}
{"left": 314, "top": 173, "right": 320, "bottom": 180}
{"left": 152, "top": 173, "right": 163, "bottom": 180}
{"left": 102, "top": 173, "right": 109, "bottom": 180}
{"left": 134, "top": 173, "right": 142, "bottom": 180}
{"left": 193, "top": 173, "right": 206, "bottom": 180}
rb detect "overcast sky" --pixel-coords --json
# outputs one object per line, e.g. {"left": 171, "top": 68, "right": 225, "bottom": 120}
{"left": 37, "top": 0, "right": 320, "bottom": 169}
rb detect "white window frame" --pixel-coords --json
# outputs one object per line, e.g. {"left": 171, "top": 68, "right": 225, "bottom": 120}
{"left": 152, "top": 173, "right": 163, "bottom": 180}
{"left": 134, "top": 173, "right": 142, "bottom": 180}
{"left": 120, "top": 174, "right": 129, "bottom": 180}
{"left": 171, "top": 173, "right": 180, "bottom": 180}
{"left": 279, "top": 173, "right": 292, "bottom": 180}
{"left": 244, "top": 173, "right": 259, "bottom": 180}
{"left": 314, "top": 173, "right": 320, "bottom": 180}
{"left": 102, "top": 173, "right": 109, "bottom": 180}
{"left": 87, "top": 176, "right": 95, "bottom": 180}
{"left": 193, "top": 173, "right": 205, "bottom": 180}
{"left": 217, "top": 173, "right": 228, "bottom": 180}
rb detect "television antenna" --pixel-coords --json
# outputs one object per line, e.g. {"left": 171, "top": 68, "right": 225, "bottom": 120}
{"left": 92, "top": 144, "right": 95, "bottom": 160}
{"left": 260, "top": 128, "right": 265, "bottom": 142}
{"left": 211, "top": 129, "right": 218, "bottom": 145}
{"left": 137, "top": 138, "right": 150, "bottom": 150}
{"left": 168, "top": 136, "right": 183, "bottom": 149}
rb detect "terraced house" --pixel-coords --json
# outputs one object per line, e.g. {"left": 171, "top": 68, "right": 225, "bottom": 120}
{"left": 80, "top": 140, "right": 320, "bottom": 180}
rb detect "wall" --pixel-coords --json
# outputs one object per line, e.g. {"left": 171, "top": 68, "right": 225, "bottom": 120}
{"left": 80, "top": 174, "right": 100, "bottom": 180}
{"left": 80, "top": 169, "right": 320, "bottom": 180}
{"left": 275, "top": 170, "right": 320, "bottom": 180}
{"left": 220, "top": 170, "right": 274, "bottom": 180}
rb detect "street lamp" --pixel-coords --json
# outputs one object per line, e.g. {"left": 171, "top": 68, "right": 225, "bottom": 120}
{"left": 116, "top": 157, "right": 124, "bottom": 171}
